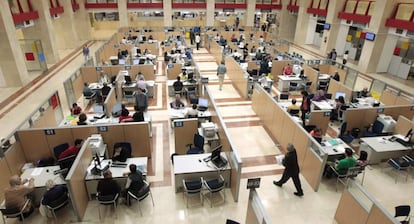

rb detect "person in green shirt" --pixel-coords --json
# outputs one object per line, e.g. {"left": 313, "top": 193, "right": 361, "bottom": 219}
{"left": 335, "top": 148, "right": 356, "bottom": 174}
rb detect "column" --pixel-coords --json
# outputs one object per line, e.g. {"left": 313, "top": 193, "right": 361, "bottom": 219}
{"left": 118, "top": 0, "right": 128, "bottom": 27}
{"left": 163, "top": 0, "right": 173, "bottom": 27}
{"left": 358, "top": 0, "right": 395, "bottom": 73}
{"left": 206, "top": 0, "right": 215, "bottom": 27}
{"left": 22, "top": 0, "right": 60, "bottom": 64}
{"left": 0, "top": 0, "right": 30, "bottom": 87}
{"left": 73, "top": 0, "right": 91, "bottom": 41}
{"left": 54, "top": 0, "right": 79, "bottom": 49}
{"left": 320, "top": 0, "right": 345, "bottom": 55}
{"left": 278, "top": 0, "right": 297, "bottom": 41}
{"left": 293, "top": 0, "right": 312, "bottom": 45}
{"left": 245, "top": 0, "right": 256, "bottom": 27}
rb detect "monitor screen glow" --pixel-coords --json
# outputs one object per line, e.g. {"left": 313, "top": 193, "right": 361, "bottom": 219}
{"left": 324, "top": 23, "right": 331, "bottom": 30}
{"left": 112, "top": 103, "right": 122, "bottom": 113}
{"left": 93, "top": 104, "right": 104, "bottom": 114}
{"left": 124, "top": 75, "right": 132, "bottom": 83}
{"left": 365, "top": 32, "right": 376, "bottom": 41}
{"left": 198, "top": 98, "right": 208, "bottom": 107}
{"left": 335, "top": 92, "right": 346, "bottom": 99}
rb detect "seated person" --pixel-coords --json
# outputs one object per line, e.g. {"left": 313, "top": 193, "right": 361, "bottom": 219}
{"left": 360, "top": 87, "right": 371, "bottom": 98}
{"left": 331, "top": 96, "right": 346, "bottom": 121}
{"left": 40, "top": 179, "right": 68, "bottom": 218}
{"left": 325, "top": 148, "right": 356, "bottom": 177}
{"left": 173, "top": 76, "right": 184, "bottom": 93}
{"left": 310, "top": 127, "right": 323, "bottom": 143}
{"left": 77, "top": 113, "right": 88, "bottom": 125}
{"left": 97, "top": 170, "right": 121, "bottom": 199}
{"left": 123, "top": 164, "right": 145, "bottom": 205}
{"left": 70, "top": 103, "right": 82, "bottom": 116}
{"left": 121, "top": 37, "right": 127, "bottom": 45}
{"left": 186, "top": 104, "right": 198, "bottom": 118}
{"left": 250, "top": 46, "right": 256, "bottom": 54}
{"left": 101, "top": 83, "right": 111, "bottom": 99}
{"left": 356, "top": 151, "right": 368, "bottom": 167}
{"left": 83, "top": 83, "right": 94, "bottom": 97}
{"left": 170, "top": 94, "right": 185, "bottom": 109}
{"left": 112, "top": 145, "right": 130, "bottom": 162}
{"left": 122, "top": 110, "right": 145, "bottom": 123}
{"left": 179, "top": 71, "right": 188, "bottom": 81}
{"left": 117, "top": 49, "right": 123, "bottom": 59}
{"left": 286, "top": 99, "right": 300, "bottom": 115}
{"left": 58, "top": 139, "right": 83, "bottom": 160}
{"left": 312, "top": 90, "right": 327, "bottom": 102}
{"left": 99, "top": 72, "right": 110, "bottom": 84}
{"left": 118, "top": 109, "right": 132, "bottom": 123}
{"left": 4, "top": 175, "right": 35, "bottom": 219}
{"left": 282, "top": 64, "right": 293, "bottom": 76}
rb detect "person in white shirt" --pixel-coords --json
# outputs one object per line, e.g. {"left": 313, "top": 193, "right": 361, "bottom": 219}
{"left": 144, "top": 58, "right": 153, "bottom": 65}
{"left": 195, "top": 33, "right": 201, "bottom": 50}
{"left": 121, "top": 37, "right": 127, "bottom": 45}
{"left": 136, "top": 75, "right": 147, "bottom": 93}
{"left": 99, "top": 72, "right": 110, "bottom": 84}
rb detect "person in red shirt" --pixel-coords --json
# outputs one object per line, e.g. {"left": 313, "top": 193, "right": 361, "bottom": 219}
{"left": 118, "top": 109, "right": 132, "bottom": 123}
{"left": 58, "top": 139, "right": 83, "bottom": 160}
{"left": 70, "top": 103, "right": 82, "bottom": 115}
{"left": 282, "top": 64, "right": 293, "bottom": 76}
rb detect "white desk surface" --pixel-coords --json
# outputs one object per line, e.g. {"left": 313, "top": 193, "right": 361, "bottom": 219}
{"left": 278, "top": 75, "right": 302, "bottom": 81}
{"left": 89, "top": 82, "right": 113, "bottom": 90}
{"left": 319, "top": 74, "right": 331, "bottom": 80}
{"left": 21, "top": 166, "right": 66, "bottom": 188}
{"left": 361, "top": 135, "right": 411, "bottom": 152}
{"left": 167, "top": 79, "right": 198, "bottom": 86}
{"left": 312, "top": 100, "right": 334, "bottom": 110}
{"left": 169, "top": 108, "right": 211, "bottom": 119}
{"left": 350, "top": 97, "right": 382, "bottom": 108}
{"left": 85, "top": 157, "right": 147, "bottom": 181}
{"left": 173, "top": 153, "right": 230, "bottom": 175}
{"left": 321, "top": 138, "right": 350, "bottom": 156}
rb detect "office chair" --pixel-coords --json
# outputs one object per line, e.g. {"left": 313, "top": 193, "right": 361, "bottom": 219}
{"left": 363, "top": 120, "right": 384, "bottom": 137}
{"left": 53, "top": 143, "right": 69, "bottom": 160}
{"left": 329, "top": 166, "right": 360, "bottom": 191}
{"left": 113, "top": 142, "right": 132, "bottom": 159}
{"left": 186, "top": 134, "right": 204, "bottom": 154}
{"left": 83, "top": 91, "right": 97, "bottom": 105}
{"left": 97, "top": 193, "right": 119, "bottom": 220}
{"left": 395, "top": 205, "right": 411, "bottom": 224}
{"left": 324, "top": 93, "right": 332, "bottom": 99}
{"left": 226, "top": 219, "right": 240, "bottom": 224}
{"left": 127, "top": 181, "right": 154, "bottom": 216}
{"left": 301, "top": 81, "right": 312, "bottom": 91}
{"left": 279, "top": 93, "right": 289, "bottom": 100}
{"left": 304, "top": 125, "right": 316, "bottom": 133}
{"left": 387, "top": 157, "right": 410, "bottom": 183}
{"left": 289, "top": 82, "right": 299, "bottom": 92}
{"left": 202, "top": 175, "right": 225, "bottom": 207}
{"left": 338, "top": 122, "right": 354, "bottom": 144}
{"left": 308, "top": 93, "right": 314, "bottom": 100}
{"left": 0, "top": 199, "right": 31, "bottom": 223}
{"left": 318, "top": 81, "right": 329, "bottom": 90}
{"left": 182, "top": 178, "right": 203, "bottom": 208}
{"left": 44, "top": 193, "right": 69, "bottom": 220}
{"left": 124, "top": 91, "right": 136, "bottom": 104}
{"left": 289, "top": 109, "right": 300, "bottom": 117}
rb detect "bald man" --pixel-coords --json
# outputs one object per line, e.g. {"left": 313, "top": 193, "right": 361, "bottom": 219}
{"left": 4, "top": 175, "right": 35, "bottom": 218}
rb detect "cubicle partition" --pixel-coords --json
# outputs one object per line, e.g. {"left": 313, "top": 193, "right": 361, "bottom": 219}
{"left": 251, "top": 84, "right": 326, "bottom": 191}
{"left": 308, "top": 110, "right": 330, "bottom": 135}
{"left": 66, "top": 139, "right": 93, "bottom": 221}
{"left": 394, "top": 116, "right": 414, "bottom": 142}
{"left": 208, "top": 40, "right": 223, "bottom": 64}
{"left": 81, "top": 65, "right": 155, "bottom": 84}
{"left": 380, "top": 89, "right": 414, "bottom": 106}
{"left": 334, "top": 181, "right": 398, "bottom": 224}
{"left": 225, "top": 56, "right": 248, "bottom": 99}
{"left": 16, "top": 122, "right": 152, "bottom": 164}
{"left": 327, "top": 79, "right": 353, "bottom": 102}
{"left": 318, "top": 64, "right": 346, "bottom": 83}
{"left": 104, "top": 88, "right": 117, "bottom": 117}
{"left": 271, "top": 60, "right": 291, "bottom": 82}
{"left": 167, "top": 63, "right": 183, "bottom": 80}
{"left": 303, "top": 64, "right": 319, "bottom": 93}
{"left": 173, "top": 119, "right": 199, "bottom": 155}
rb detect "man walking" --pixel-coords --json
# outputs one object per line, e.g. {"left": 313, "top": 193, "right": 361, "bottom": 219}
{"left": 83, "top": 45, "right": 90, "bottom": 63}
{"left": 217, "top": 60, "right": 227, "bottom": 91}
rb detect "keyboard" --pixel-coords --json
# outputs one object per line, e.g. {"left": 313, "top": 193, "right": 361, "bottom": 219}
{"left": 110, "top": 164, "right": 127, "bottom": 168}
{"left": 396, "top": 138, "right": 413, "bottom": 147}
{"left": 212, "top": 156, "right": 228, "bottom": 168}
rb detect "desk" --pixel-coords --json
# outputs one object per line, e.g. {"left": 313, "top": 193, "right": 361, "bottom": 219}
{"left": 21, "top": 166, "right": 66, "bottom": 206}
{"left": 360, "top": 135, "right": 413, "bottom": 164}
{"left": 311, "top": 100, "right": 334, "bottom": 110}
{"left": 277, "top": 75, "right": 303, "bottom": 91}
{"left": 350, "top": 97, "right": 382, "bottom": 108}
{"left": 169, "top": 108, "right": 211, "bottom": 120}
{"left": 276, "top": 101, "right": 303, "bottom": 124}
{"left": 173, "top": 153, "right": 231, "bottom": 192}
{"left": 122, "top": 81, "right": 155, "bottom": 98}
{"left": 320, "top": 138, "right": 350, "bottom": 157}
{"left": 167, "top": 80, "right": 198, "bottom": 97}
{"left": 85, "top": 157, "right": 147, "bottom": 200}
{"left": 318, "top": 74, "right": 331, "bottom": 81}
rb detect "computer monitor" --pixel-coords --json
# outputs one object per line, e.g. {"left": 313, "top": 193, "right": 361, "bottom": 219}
{"left": 187, "top": 72, "right": 194, "bottom": 81}
{"left": 112, "top": 103, "right": 122, "bottom": 117}
{"left": 124, "top": 75, "right": 132, "bottom": 84}
{"left": 93, "top": 104, "right": 105, "bottom": 114}
{"left": 335, "top": 92, "right": 346, "bottom": 99}
{"left": 94, "top": 152, "right": 101, "bottom": 168}
{"left": 118, "top": 59, "right": 126, "bottom": 65}
{"left": 405, "top": 128, "right": 413, "bottom": 139}
{"left": 57, "top": 155, "right": 76, "bottom": 178}
{"left": 211, "top": 145, "right": 223, "bottom": 160}
{"left": 198, "top": 98, "right": 208, "bottom": 108}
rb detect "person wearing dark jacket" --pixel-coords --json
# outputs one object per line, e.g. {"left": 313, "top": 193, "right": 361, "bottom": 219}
{"left": 273, "top": 143, "right": 304, "bottom": 197}
{"left": 123, "top": 164, "right": 145, "bottom": 205}
{"left": 300, "top": 91, "right": 311, "bottom": 126}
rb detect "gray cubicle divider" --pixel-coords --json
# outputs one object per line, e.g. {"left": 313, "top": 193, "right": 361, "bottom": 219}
{"left": 334, "top": 181, "right": 398, "bottom": 224}
{"left": 66, "top": 138, "right": 93, "bottom": 221}
{"left": 245, "top": 189, "right": 272, "bottom": 224}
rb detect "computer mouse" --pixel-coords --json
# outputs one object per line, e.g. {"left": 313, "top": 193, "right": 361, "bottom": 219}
{"left": 333, "top": 148, "right": 338, "bottom": 152}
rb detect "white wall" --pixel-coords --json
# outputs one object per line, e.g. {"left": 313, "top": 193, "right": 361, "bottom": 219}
{"left": 377, "top": 34, "right": 398, "bottom": 73}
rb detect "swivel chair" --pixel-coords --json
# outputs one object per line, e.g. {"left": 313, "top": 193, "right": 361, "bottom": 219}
{"left": 338, "top": 122, "right": 354, "bottom": 144}
{"left": 182, "top": 178, "right": 203, "bottom": 208}
{"left": 0, "top": 199, "right": 31, "bottom": 223}
{"left": 113, "top": 142, "right": 132, "bottom": 159}
{"left": 127, "top": 181, "right": 154, "bottom": 216}
{"left": 363, "top": 120, "right": 384, "bottom": 137}
{"left": 186, "top": 134, "right": 204, "bottom": 154}
{"left": 44, "top": 193, "right": 69, "bottom": 220}
{"left": 97, "top": 193, "right": 119, "bottom": 220}
{"left": 53, "top": 143, "right": 69, "bottom": 160}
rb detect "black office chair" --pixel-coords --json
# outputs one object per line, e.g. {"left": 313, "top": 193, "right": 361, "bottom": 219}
{"left": 202, "top": 175, "right": 225, "bottom": 207}
{"left": 113, "top": 142, "right": 132, "bottom": 159}
{"left": 127, "top": 181, "right": 154, "bottom": 216}
{"left": 279, "top": 93, "right": 289, "bottom": 100}
{"left": 186, "top": 134, "right": 204, "bottom": 154}
{"left": 395, "top": 205, "right": 411, "bottom": 224}
{"left": 53, "top": 143, "right": 69, "bottom": 160}
{"left": 289, "top": 109, "right": 300, "bottom": 117}
{"left": 226, "top": 219, "right": 240, "bottom": 224}
{"left": 363, "top": 120, "right": 384, "bottom": 137}
{"left": 0, "top": 199, "right": 31, "bottom": 223}
{"left": 289, "top": 82, "right": 299, "bottom": 92}
{"left": 387, "top": 157, "right": 410, "bottom": 183}
{"left": 44, "top": 193, "right": 69, "bottom": 220}
{"left": 324, "top": 93, "right": 332, "bottom": 99}
{"left": 338, "top": 122, "right": 354, "bottom": 144}
{"left": 97, "top": 193, "right": 119, "bottom": 220}
{"left": 182, "top": 178, "right": 203, "bottom": 208}
{"left": 318, "top": 81, "right": 329, "bottom": 90}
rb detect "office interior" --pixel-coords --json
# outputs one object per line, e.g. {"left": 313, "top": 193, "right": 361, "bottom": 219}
{"left": 1, "top": 0, "right": 414, "bottom": 223}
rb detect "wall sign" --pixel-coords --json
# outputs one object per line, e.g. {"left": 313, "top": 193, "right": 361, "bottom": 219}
{"left": 44, "top": 129, "right": 56, "bottom": 135}
{"left": 95, "top": 66, "right": 102, "bottom": 71}
{"left": 377, "top": 108, "right": 384, "bottom": 113}
{"left": 174, "top": 121, "right": 184, "bottom": 128}
{"left": 323, "top": 111, "right": 331, "bottom": 117}
{"left": 125, "top": 65, "right": 131, "bottom": 70}
{"left": 247, "top": 177, "right": 261, "bottom": 189}
{"left": 97, "top": 126, "right": 108, "bottom": 132}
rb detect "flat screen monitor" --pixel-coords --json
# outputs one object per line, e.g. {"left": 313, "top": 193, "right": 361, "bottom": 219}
{"left": 198, "top": 98, "right": 208, "bottom": 108}
{"left": 94, "top": 152, "right": 101, "bottom": 168}
{"left": 406, "top": 128, "right": 413, "bottom": 139}
{"left": 324, "top": 23, "right": 331, "bottom": 30}
{"left": 211, "top": 145, "right": 222, "bottom": 160}
{"left": 133, "top": 59, "right": 139, "bottom": 65}
{"left": 112, "top": 103, "right": 122, "bottom": 114}
{"left": 118, "top": 59, "right": 126, "bottom": 65}
{"left": 335, "top": 92, "right": 346, "bottom": 99}
{"left": 187, "top": 72, "right": 194, "bottom": 80}
{"left": 93, "top": 104, "right": 104, "bottom": 114}
{"left": 365, "top": 32, "right": 376, "bottom": 41}
{"left": 58, "top": 155, "right": 76, "bottom": 177}
{"left": 124, "top": 75, "right": 132, "bottom": 84}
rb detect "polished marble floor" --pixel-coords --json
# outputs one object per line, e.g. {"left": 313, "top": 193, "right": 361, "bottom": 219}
{"left": 1, "top": 30, "right": 414, "bottom": 224}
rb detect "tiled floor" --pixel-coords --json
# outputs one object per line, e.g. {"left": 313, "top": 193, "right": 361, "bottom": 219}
{"left": 1, "top": 30, "right": 414, "bottom": 223}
